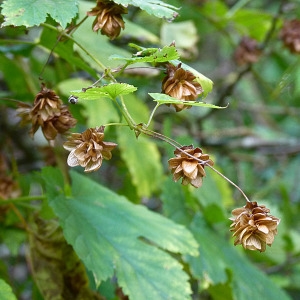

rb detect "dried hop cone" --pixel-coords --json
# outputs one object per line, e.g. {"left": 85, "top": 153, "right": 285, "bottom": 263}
{"left": 87, "top": 0, "right": 128, "bottom": 40}
{"left": 280, "top": 19, "right": 300, "bottom": 54}
{"left": 230, "top": 201, "right": 280, "bottom": 252}
{"left": 168, "top": 145, "right": 214, "bottom": 188}
{"left": 162, "top": 63, "right": 203, "bottom": 112}
{"left": 234, "top": 37, "right": 262, "bottom": 65}
{"left": 63, "top": 126, "right": 117, "bottom": 172}
{"left": 17, "top": 85, "right": 77, "bottom": 141}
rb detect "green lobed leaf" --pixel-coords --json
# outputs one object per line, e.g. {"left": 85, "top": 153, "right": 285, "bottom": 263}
{"left": 149, "top": 93, "right": 227, "bottom": 109}
{"left": 57, "top": 78, "right": 120, "bottom": 128}
{"left": 160, "top": 177, "right": 195, "bottom": 226}
{"left": 117, "top": 127, "right": 164, "bottom": 197}
{"left": 113, "top": 0, "right": 179, "bottom": 20}
{"left": 0, "top": 0, "right": 78, "bottom": 28}
{"left": 71, "top": 83, "right": 137, "bottom": 100}
{"left": 170, "top": 60, "right": 214, "bottom": 98}
{"left": 42, "top": 167, "right": 198, "bottom": 300}
{"left": 0, "top": 279, "right": 17, "bottom": 300}
{"left": 186, "top": 215, "right": 291, "bottom": 300}
{"left": 110, "top": 45, "right": 179, "bottom": 65}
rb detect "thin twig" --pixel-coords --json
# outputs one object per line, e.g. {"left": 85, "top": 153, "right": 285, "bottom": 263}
{"left": 139, "top": 126, "right": 251, "bottom": 202}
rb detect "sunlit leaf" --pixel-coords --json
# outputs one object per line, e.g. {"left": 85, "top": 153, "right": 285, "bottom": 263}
{"left": 0, "top": 279, "right": 17, "bottom": 300}
{"left": 42, "top": 167, "right": 198, "bottom": 300}
{"left": 0, "top": 0, "right": 78, "bottom": 28}
{"left": 149, "top": 93, "right": 227, "bottom": 109}
{"left": 110, "top": 45, "right": 179, "bottom": 65}
{"left": 113, "top": 0, "right": 179, "bottom": 20}
{"left": 169, "top": 60, "right": 214, "bottom": 98}
{"left": 71, "top": 83, "right": 137, "bottom": 100}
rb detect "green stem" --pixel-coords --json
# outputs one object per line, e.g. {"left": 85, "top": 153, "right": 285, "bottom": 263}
{"left": 0, "top": 195, "right": 46, "bottom": 205}
{"left": 115, "top": 95, "right": 136, "bottom": 129}
{"left": 141, "top": 127, "right": 183, "bottom": 148}
{"left": 138, "top": 126, "right": 251, "bottom": 203}
{"left": 146, "top": 103, "right": 160, "bottom": 127}
{"left": 207, "top": 165, "right": 251, "bottom": 203}
{"left": 104, "top": 122, "right": 129, "bottom": 127}
{"left": 41, "top": 23, "right": 107, "bottom": 71}
{"left": 0, "top": 39, "right": 37, "bottom": 45}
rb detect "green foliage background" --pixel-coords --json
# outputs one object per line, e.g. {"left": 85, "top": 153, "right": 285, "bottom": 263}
{"left": 0, "top": 0, "right": 300, "bottom": 299}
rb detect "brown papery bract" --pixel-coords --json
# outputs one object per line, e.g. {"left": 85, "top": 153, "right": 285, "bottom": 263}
{"left": 230, "top": 201, "right": 280, "bottom": 252}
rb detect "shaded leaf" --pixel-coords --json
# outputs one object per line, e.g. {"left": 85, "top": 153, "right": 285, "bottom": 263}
{"left": 110, "top": 45, "right": 179, "bottom": 65}
{"left": 39, "top": 27, "right": 97, "bottom": 78}
{"left": 117, "top": 127, "right": 164, "bottom": 197}
{"left": 113, "top": 0, "right": 179, "bottom": 20}
{"left": 0, "top": 279, "right": 17, "bottom": 300}
{"left": 229, "top": 9, "right": 274, "bottom": 41}
{"left": 149, "top": 93, "right": 227, "bottom": 109}
{"left": 161, "top": 21, "right": 198, "bottom": 58}
{"left": 71, "top": 83, "right": 137, "bottom": 100}
{"left": 42, "top": 167, "right": 198, "bottom": 300}
{"left": 0, "top": 0, "right": 78, "bottom": 28}
{"left": 123, "top": 18, "right": 159, "bottom": 43}
{"left": 192, "top": 168, "right": 234, "bottom": 224}
{"left": 0, "top": 54, "right": 33, "bottom": 98}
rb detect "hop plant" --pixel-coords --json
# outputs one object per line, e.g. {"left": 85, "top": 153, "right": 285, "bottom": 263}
{"left": 280, "top": 19, "right": 300, "bottom": 54}
{"left": 162, "top": 63, "right": 203, "bottom": 112}
{"left": 230, "top": 201, "right": 280, "bottom": 252}
{"left": 63, "top": 126, "right": 117, "bottom": 172}
{"left": 87, "top": 0, "right": 128, "bottom": 40}
{"left": 168, "top": 145, "right": 213, "bottom": 188}
{"left": 17, "top": 84, "right": 77, "bottom": 142}
{"left": 234, "top": 37, "right": 262, "bottom": 65}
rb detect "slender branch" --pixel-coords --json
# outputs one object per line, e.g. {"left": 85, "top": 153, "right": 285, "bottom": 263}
{"left": 113, "top": 96, "right": 136, "bottom": 129}
{"left": 207, "top": 165, "right": 251, "bottom": 202}
{"left": 200, "top": 0, "right": 285, "bottom": 121}
{"left": 141, "top": 127, "right": 183, "bottom": 148}
{"left": 0, "top": 195, "right": 46, "bottom": 205}
{"left": 260, "top": 0, "right": 285, "bottom": 49}
{"left": 0, "top": 39, "right": 36, "bottom": 45}
{"left": 104, "top": 122, "right": 129, "bottom": 127}
{"left": 138, "top": 126, "right": 251, "bottom": 202}
{"left": 146, "top": 103, "right": 160, "bottom": 127}
{"left": 41, "top": 23, "right": 107, "bottom": 71}
{"left": 200, "top": 64, "right": 251, "bottom": 121}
